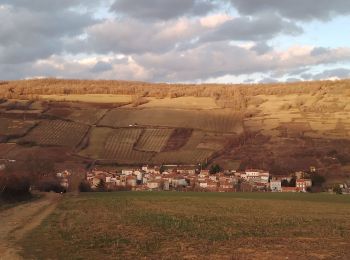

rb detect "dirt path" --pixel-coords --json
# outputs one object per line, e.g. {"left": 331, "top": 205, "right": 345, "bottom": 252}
{"left": 0, "top": 193, "right": 61, "bottom": 260}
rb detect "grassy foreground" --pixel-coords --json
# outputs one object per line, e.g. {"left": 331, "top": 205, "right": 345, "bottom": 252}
{"left": 21, "top": 192, "right": 350, "bottom": 259}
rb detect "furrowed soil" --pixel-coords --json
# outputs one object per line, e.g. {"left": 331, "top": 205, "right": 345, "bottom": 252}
{"left": 19, "top": 192, "right": 350, "bottom": 260}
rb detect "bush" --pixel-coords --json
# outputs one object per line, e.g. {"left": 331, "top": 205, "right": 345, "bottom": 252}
{"left": 209, "top": 164, "right": 222, "bottom": 174}
{"left": 36, "top": 178, "right": 66, "bottom": 193}
{"left": 333, "top": 185, "right": 343, "bottom": 195}
{"left": 310, "top": 173, "right": 326, "bottom": 187}
{"left": 0, "top": 172, "right": 32, "bottom": 201}
{"left": 79, "top": 181, "right": 92, "bottom": 192}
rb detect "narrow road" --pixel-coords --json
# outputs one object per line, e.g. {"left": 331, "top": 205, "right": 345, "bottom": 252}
{"left": 0, "top": 193, "right": 60, "bottom": 260}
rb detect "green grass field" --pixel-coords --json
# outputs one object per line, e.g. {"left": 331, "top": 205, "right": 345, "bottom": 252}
{"left": 21, "top": 192, "right": 350, "bottom": 259}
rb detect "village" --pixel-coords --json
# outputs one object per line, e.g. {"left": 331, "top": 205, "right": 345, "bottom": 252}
{"left": 82, "top": 165, "right": 318, "bottom": 193}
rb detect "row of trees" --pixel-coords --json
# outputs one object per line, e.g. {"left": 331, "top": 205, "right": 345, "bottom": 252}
{"left": 2, "top": 78, "right": 347, "bottom": 109}
{"left": 0, "top": 157, "right": 66, "bottom": 202}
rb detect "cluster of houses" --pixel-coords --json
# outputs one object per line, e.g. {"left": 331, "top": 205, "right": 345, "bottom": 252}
{"left": 85, "top": 165, "right": 314, "bottom": 193}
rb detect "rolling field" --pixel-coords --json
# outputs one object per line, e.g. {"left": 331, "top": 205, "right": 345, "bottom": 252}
{"left": 135, "top": 128, "right": 173, "bottom": 152}
{"left": 21, "top": 120, "right": 89, "bottom": 147}
{"left": 99, "top": 108, "right": 243, "bottom": 133}
{"left": 20, "top": 192, "right": 350, "bottom": 260}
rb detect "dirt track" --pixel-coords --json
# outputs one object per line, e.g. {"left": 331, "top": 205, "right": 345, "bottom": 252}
{"left": 0, "top": 193, "right": 60, "bottom": 260}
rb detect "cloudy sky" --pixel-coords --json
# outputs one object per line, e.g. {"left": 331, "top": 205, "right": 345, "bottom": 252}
{"left": 1, "top": 0, "right": 350, "bottom": 83}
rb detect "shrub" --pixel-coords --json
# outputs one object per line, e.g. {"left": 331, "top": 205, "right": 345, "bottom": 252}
{"left": 79, "top": 181, "right": 92, "bottom": 192}
{"left": 0, "top": 172, "right": 32, "bottom": 201}
{"left": 36, "top": 178, "right": 66, "bottom": 193}
{"left": 310, "top": 173, "right": 326, "bottom": 187}
{"left": 209, "top": 164, "right": 222, "bottom": 174}
{"left": 333, "top": 185, "right": 343, "bottom": 195}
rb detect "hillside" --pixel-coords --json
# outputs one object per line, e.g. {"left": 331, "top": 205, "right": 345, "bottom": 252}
{"left": 0, "top": 79, "right": 350, "bottom": 183}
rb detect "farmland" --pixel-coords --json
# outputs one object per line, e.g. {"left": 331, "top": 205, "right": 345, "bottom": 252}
{"left": 135, "top": 128, "right": 174, "bottom": 152}
{"left": 135, "top": 96, "right": 220, "bottom": 109}
{"left": 99, "top": 108, "right": 244, "bottom": 133}
{"left": 20, "top": 192, "right": 350, "bottom": 259}
{"left": 0, "top": 143, "right": 16, "bottom": 157}
{"left": 0, "top": 79, "right": 350, "bottom": 180}
{"left": 0, "top": 118, "right": 37, "bottom": 140}
{"left": 21, "top": 120, "right": 89, "bottom": 147}
{"left": 79, "top": 127, "right": 153, "bottom": 164}
{"left": 45, "top": 107, "right": 107, "bottom": 125}
{"left": 151, "top": 149, "right": 213, "bottom": 165}
{"left": 103, "top": 129, "right": 152, "bottom": 163}
{"left": 79, "top": 127, "right": 231, "bottom": 165}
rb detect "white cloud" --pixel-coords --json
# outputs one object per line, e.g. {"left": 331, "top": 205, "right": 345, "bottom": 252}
{"left": 1, "top": 0, "right": 350, "bottom": 82}
{"left": 200, "top": 14, "right": 233, "bottom": 28}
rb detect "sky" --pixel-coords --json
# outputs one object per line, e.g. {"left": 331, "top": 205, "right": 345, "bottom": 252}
{"left": 1, "top": 0, "right": 350, "bottom": 83}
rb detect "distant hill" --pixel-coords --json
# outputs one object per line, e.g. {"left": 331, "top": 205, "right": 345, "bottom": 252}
{"left": 0, "top": 78, "right": 350, "bottom": 183}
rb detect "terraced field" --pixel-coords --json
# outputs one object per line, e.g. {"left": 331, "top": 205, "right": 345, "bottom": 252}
{"left": 0, "top": 143, "right": 16, "bottom": 157}
{"left": 46, "top": 107, "right": 107, "bottom": 125}
{"left": 151, "top": 149, "right": 213, "bottom": 165}
{"left": 103, "top": 129, "right": 152, "bottom": 163}
{"left": 134, "top": 128, "right": 173, "bottom": 152}
{"left": 99, "top": 108, "right": 243, "bottom": 133}
{"left": 79, "top": 127, "right": 153, "bottom": 163}
{"left": 0, "top": 118, "right": 37, "bottom": 139}
{"left": 150, "top": 130, "right": 230, "bottom": 164}
{"left": 21, "top": 120, "right": 89, "bottom": 147}
{"left": 79, "top": 127, "right": 229, "bottom": 165}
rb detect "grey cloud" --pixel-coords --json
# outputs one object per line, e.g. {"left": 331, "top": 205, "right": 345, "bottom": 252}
{"left": 3, "top": 43, "right": 350, "bottom": 83}
{"left": 111, "top": 0, "right": 216, "bottom": 20}
{"left": 228, "top": 0, "right": 350, "bottom": 21}
{"left": 250, "top": 42, "right": 273, "bottom": 55}
{"left": 300, "top": 73, "right": 313, "bottom": 80}
{"left": 287, "top": 67, "right": 311, "bottom": 76}
{"left": 90, "top": 61, "right": 113, "bottom": 73}
{"left": 0, "top": 2, "right": 96, "bottom": 64}
{"left": 243, "top": 78, "right": 255, "bottom": 83}
{"left": 2, "top": 0, "right": 101, "bottom": 11}
{"left": 134, "top": 42, "right": 278, "bottom": 81}
{"left": 0, "top": 56, "right": 139, "bottom": 81}
{"left": 134, "top": 43, "right": 350, "bottom": 82}
{"left": 77, "top": 14, "right": 301, "bottom": 57}
{"left": 74, "top": 18, "right": 202, "bottom": 55}
{"left": 285, "top": 77, "right": 301, "bottom": 82}
{"left": 311, "top": 47, "right": 331, "bottom": 56}
{"left": 200, "top": 14, "right": 302, "bottom": 43}
{"left": 312, "top": 68, "right": 350, "bottom": 80}
{"left": 259, "top": 77, "right": 278, "bottom": 84}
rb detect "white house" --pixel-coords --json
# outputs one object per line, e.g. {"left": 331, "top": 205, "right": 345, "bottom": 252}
{"left": 270, "top": 180, "right": 282, "bottom": 192}
{"left": 122, "top": 169, "right": 133, "bottom": 176}
{"left": 147, "top": 181, "right": 160, "bottom": 190}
